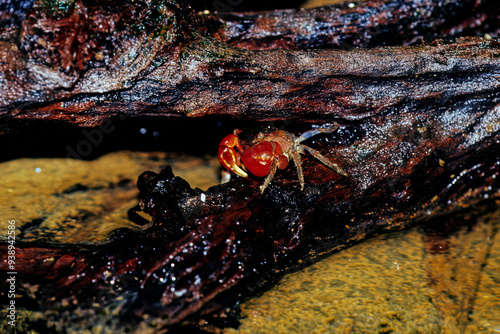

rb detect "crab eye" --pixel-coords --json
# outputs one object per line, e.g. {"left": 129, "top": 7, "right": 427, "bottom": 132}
{"left": 241, "top": 141, "right": 282, "bottom": 177}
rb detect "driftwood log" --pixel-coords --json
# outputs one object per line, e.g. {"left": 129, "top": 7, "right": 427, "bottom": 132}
{"left": 0, "top": 0, "right": 499, "bottom": 128}
{"left": 0, "top": 0, "right": 499, "bottom": 332}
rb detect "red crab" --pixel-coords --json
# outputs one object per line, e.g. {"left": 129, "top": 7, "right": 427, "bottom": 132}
{"left": 218, "top": 127, "right": 348, "bottom": 193}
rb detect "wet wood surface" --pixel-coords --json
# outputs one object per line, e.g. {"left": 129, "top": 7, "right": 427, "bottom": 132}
{"left": 0, "top": 0, "right": 499, "bottom": 129}
{"left": 214, "top": 0, "right": 499, "bottom": 50}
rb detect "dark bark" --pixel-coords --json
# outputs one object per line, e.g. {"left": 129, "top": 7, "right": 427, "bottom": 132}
{"left": 213, "top": 0, "right": 500, "bottom": 50}
{"left": 0, "top": 0, "right": 498, "bottom": 129}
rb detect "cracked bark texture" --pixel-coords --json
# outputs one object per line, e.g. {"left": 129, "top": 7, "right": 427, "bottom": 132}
{"left": 0, "top": 0, "right": 498, "bottom": 128}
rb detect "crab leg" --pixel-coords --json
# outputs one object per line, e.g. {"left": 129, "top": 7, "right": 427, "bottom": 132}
{"left": 297, "top": 125, "right": 339, "bottom": 143}
{"left": 290, "top": 150, "right": 305, "bottom": 190}
{"left": 260, "top": 158, "right": 280, "bottom": 193}
{"left": 302, "top": 145, "right": 348, "bottom": 177}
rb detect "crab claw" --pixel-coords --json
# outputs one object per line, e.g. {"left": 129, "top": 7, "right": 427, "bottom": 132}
{"left": 241, "top": 141, "right": 288, "bottom": 177}
{"left": 218, "top": 133, "right": 248, "bottom": 178}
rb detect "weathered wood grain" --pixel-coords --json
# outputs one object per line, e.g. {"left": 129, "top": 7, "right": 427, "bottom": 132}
{"left": 0, "top": 0, "right": 498, "bottom": 128}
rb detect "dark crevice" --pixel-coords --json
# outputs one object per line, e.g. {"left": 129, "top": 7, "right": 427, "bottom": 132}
{"left": 18, "top": 217, "right": 47, "bottom": 239}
